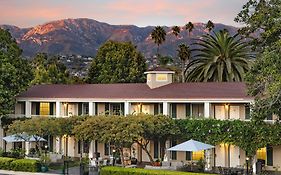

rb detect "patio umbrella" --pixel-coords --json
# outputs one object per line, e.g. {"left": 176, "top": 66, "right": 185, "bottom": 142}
{"left": 3, "top": 134, "right": 46, "bottom": 143}
{"left": 167, "top": 139, "right": 214, "bottom": 152}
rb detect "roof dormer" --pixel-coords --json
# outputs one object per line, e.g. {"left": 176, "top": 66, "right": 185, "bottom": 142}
{"left": 144, "top": 67, "right": 175, "bottom": 89}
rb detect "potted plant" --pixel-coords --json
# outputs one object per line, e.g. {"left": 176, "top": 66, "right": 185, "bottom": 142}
{"left": 40, "top": 154, "right": 51, "bottom": 172}
{"left": 153, "top": 159, "right": 161, "bottom": 166}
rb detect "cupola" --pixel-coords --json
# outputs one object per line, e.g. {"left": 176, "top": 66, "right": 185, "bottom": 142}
{"left": 144, "top": 67, "right": 175, "bottom": 89}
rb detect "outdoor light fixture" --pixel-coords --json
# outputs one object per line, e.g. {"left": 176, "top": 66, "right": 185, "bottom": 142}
{"left": 112, "top": 149, "right": 116, "bottom": 166}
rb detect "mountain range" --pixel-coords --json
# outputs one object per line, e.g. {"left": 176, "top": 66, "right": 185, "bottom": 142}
{"left": 0, "top": 18, "right": 238, "bottom": 57}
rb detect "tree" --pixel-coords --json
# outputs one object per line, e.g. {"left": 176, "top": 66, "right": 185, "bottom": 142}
{"left": 31, "top": 53, "right": 72, "bottom": 85}
{"left": 235, "top": 0, "right": 281, "bottom": 50}
{"left": 159, "top": 56, "right": 173, "bottom": 66}
{"left": 177, "top": 43, "right": 191, "bottom": 82}
{"left": 185, "top": 22, "right": 194, "bottom": 36}
{"left": 206, "top": 20, "right": 215, "bottom": 32}
{"left": 87, "top": 41, "right": 147, "bottom": 83}
{"left": 246, "top": 49, "right": 281, "bottom": 122}
{"left": 74, "top": 115, "right": 141, "bottom": 166}
{"left": 151, "top": 26, "right": 166, "bottom": 58}
{"left": 172, "top": 26, "right": 181, "bottom": 38}
{"left": 132, "top": 114, "right": 178, "bottom": 163}
{"left": 0, "top": 29, "right": 33, "bottom": 116}
{"left": 185, "top": 30, "right": 253, "bottom": 82}
{"left": 8, "top": 117, "right": 60, "bottom": 154}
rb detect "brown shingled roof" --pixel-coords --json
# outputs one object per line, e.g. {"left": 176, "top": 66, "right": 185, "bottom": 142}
{"left": 17, "top": 82, "right": 252, "bottom": 100}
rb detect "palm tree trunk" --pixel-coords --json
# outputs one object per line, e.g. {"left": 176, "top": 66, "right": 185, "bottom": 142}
{"left": 182, "top": 60, "right": 185, "bottom": 83}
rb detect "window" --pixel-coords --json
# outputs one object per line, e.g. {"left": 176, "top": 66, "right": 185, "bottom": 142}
{"left": 186, "top": 151, "right": 192, "bottom": 161}
{"left": 19, "top": 102, "right": 25, "bottom": 115}
{"left": 192, "top": 151, "right": 204, "bottom": 161}
{"left": 171, "top": 140, "right": 177, "bottom": 160}
{"left": 104, "top": 143, "right": 112, "bottom": 156}
{"left": 267, "top": 113, "right": 273, "bottom": 120}
{"left": 186, "top": 103, "right": 191, "bottom": 118}
{"left": 257, "top": 147, "right": 266, "bottom": 161}
{"left": 156, "top": 74, "right": 167, "bottom": 81}
{"left": 192, "top": 104, "right": 204, "bottom": 117}
{"left": 147, "top": 74, "right": 151, "bottom": 81}
{"left": 267, "top": 146, "right": 273, "bottom": 166}
{"left": 154, "top": 140, "right": 159, "bottom": 159}
{"left": 40, "top": 103, "right": 50, "bottom": 115}
{"left": 110, "top": 103, "right": 121, "bottom": 115}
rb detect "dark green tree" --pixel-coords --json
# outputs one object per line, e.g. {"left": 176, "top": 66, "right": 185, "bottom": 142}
{"left": 185, "top": 30, "right": 253, "bottom": 82}
{"left": 87, "top": 41, "right": 147, "bottom": 83}
{"left": 177, "top": 43, "right": 191, "bottom": 83}
{"left": 235, "top": 0, "right": 281, "bottom": 50}
{"left": 172, "top": 26, "right": 181, "bottom": 38}
{"left": 31, "top": 53, "right": 72, "bottom": 84}
{"left": 206, "top": 20, "right": 215, "bottom": 32}
{"left": 151, "top": 26, "right": 166, "bottom": 58}
{"left": 0, "top": 29, "right": 33, "bottom": 116}
{"left": 185, "top": 22, "right": 194, "bottom": 36}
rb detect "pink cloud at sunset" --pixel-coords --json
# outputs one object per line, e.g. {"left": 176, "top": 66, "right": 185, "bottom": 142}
{"left": 0, "top": 0, "right": 247, "bottom": 28}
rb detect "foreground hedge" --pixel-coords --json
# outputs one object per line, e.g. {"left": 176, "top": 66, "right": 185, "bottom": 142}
{"left": 100, "top": 166, "right": 211, "bottom": 175}
{"left": 10, "top": 159, "right": 41, "bottom": 172}
{"left": 0, "top": 157, "right": 15, "bottom": 170}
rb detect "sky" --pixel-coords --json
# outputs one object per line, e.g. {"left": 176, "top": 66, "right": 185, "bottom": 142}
{"left": 0, "top": 0, "right": 247, "bottom": 28}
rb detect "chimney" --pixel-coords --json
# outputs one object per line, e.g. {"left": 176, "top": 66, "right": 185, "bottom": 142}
{"left": 144, "top": 67, "right": 175, "bottom": 89}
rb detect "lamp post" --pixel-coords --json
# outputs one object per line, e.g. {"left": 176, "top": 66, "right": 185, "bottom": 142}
{"left": 112, "top": 149, "right": 116, "bottom": 166}
{"left": 246, "top": 157, "right": 249, "bottom": 175}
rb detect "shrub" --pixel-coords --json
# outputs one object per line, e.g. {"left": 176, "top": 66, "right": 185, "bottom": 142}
{"left": 0, "top": 157, "right": 15, "bottom": 170}
{"left": 10, "top": 159, "right": 41, "bottom": 172}
{"left": 100, "top": 166, "right": 212, "bottom": 175}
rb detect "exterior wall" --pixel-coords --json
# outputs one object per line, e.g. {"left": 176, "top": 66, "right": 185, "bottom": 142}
{"left": 229, "top": 145, "right": 240, "bottom": 167}
{"left": 146, "top": 73, "right": 173, "bottom": 89}
{"left": 15, "top": 102, "right": 24, "bottom": 115}
{"left": 272, "top": 146, "right": 281, "bottom": 170}
{"left": 130, "top": 103, "right": 155, "bottom": 115}
{"left": 97, "top": 103, "right": 105, "bottom": 115}
{"left": 215, "top": 144, "right": 228, "bottom": 167}
{"left": 176, "top": 104, "right": 186, "bottom": 119}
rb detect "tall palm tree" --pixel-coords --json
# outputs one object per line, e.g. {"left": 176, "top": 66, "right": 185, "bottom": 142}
{"left": 151, "top": 26, "right": 166, "bottom": 58}
{"left": 172, "top": 26, "right": 180, "bottom": 38}
{"left": 177, "top": 43, "right": 191, "bottom": 82}
{"left": 206, "top": 20, "right": 215, "bottom": 32}
{"left": 185, "top": 30, "right": 253, "bottom": 82}
{"left": 185, "top": 22, "right": 194, "bottom": 36}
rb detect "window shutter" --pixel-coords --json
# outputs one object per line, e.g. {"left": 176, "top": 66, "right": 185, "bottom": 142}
{"left": 267, "top": 146, "right": 273, "bottom": 166}
{"left": 105, "top": 103, "right": 109, "bottom": 115}
{"left": 171, "top": 104, "right": 177, "bottom": 118}
{"left": 35, "top": 102, "right": 40, "bottom": 115}
{"left": 49, "top": 102, "right": 54, "bottom": 115}
{"left": 121, "top": 103, "right": 124, "bottom": 115}
{"left": 78, "top": 103, "right": 82, "bottom": 115}
{"left": 95, "top": 103, "right": 98, "bottom": 115}
{"left": 186, "top": 103, "right": 191, "bottom": 118}
{"left": 160, "top": 104, "right": 163, "bottom": 114}
{"left": 154, "top": 104, "right": 159, "bottom": 115}
{"left": 245, "top": 105, "right": 251, "bottom": 119}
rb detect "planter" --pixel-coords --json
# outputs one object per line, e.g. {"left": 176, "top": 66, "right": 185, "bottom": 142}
{"left": 131, "top": 157, "right": 138, "bottom": 165}
{"left": 153, "top": 162, "right": 161, "bottom": 166}
{"left": 41, "top": 166, "right": 48, "bottom": 172}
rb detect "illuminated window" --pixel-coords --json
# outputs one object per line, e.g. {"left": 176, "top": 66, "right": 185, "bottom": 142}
{"left": 40, "top": 103, "right": 50, "bottom": 116}
{"left": 156, "top": 74, "right": 167, "bottom": 81}
{"left": 192, "top": 151, "right": 204, "bottom": 161}
{"left": 257, "top": 147, "right": 266, "bottom": 160}
{"left": 147, "top": 74, "right": 151, "bottom": 81}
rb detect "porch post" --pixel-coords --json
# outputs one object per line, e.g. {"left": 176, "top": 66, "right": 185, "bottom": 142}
{"left": 56, "top": 101, "right": 61, "bottom": 117}
{"left": 89, "top": 141, "right": 94, "bottom": 159}
{"left": 25, "top": 101, "right": 31, "bottom": 118}
{"left": 124, "top": 101, "right": 130, "bottom": 115}
{"left": 25, "top": 141, "right": 30, "bottom": 155}
{"left": 55, "top": 137, "right": 61, "bottom": 154}
{"left": 89, "top": 102, "right": 94, "bottom": 116}
{"left": 163, "top": 102, "right": 169, "bottom": 116}
{"left": 204, "top": 102, "right": 210, "bottom": 118}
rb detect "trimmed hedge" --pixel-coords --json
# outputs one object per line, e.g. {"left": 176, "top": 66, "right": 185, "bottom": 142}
{"left": 10, "top": 159, "right": 41, "bottom": 172}
{"left": 0, "top": 157, "right": 15, "bottom": 170}
{"left": 100, "top": 166, "right": 212, "bottom": 175}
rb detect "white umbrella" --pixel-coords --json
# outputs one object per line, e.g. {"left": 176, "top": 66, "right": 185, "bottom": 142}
{"left": 167, "top": 139, "right": 214, "bottom": 152}
{"left": 3, "top": 134, "right": 46, "bottom": 143}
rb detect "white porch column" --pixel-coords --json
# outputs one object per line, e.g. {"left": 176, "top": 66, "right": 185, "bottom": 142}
{"left": 25, "top": 101, "right": 31, "bottom": 117}
{"left": 163, "top": 102, "right": 169, "bottom": 116}
{"left": 55, "top": 137, "right": 61, "bottom": 154}
{"left": 56, "top": 101, "right": 61, "bottom": 117}
{"left": 89, "top": 102, "right": 94, "bottom": 116}
{"left": 25, "top": 142, "right": 30, "bottom": 155}
{"left": 252, "top": 155, "right": 257, "bottom": 174}
{"left": 124, "top": 101, "right": 130, "bottom": 115}
{"left": 89, "top": 141, "right": 95, "bottom": 159}
{"left": 204, "top": 102, "right": 210, "bottom": 118}
{"left": 163, "top": 140, "right": 170, "bottom": 162}
{"left": 205, "top": 149, "right": 212, "bottom": 170}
